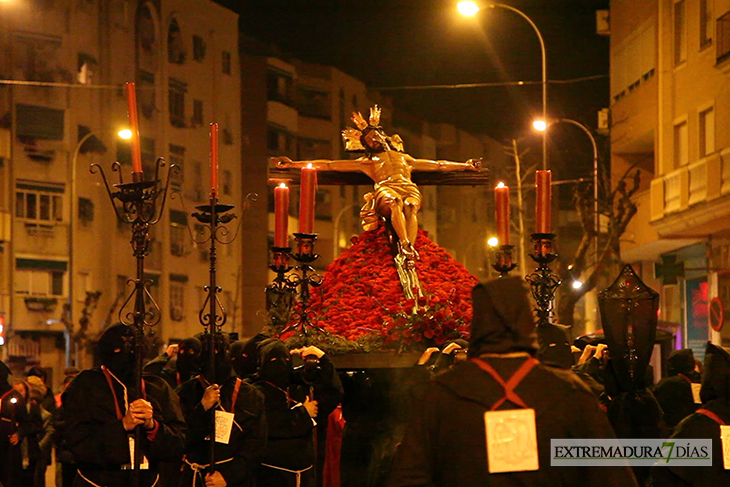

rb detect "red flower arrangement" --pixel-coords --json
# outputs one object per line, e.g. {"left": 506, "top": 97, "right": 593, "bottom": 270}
{"left": 291, "top": 225, "right": 478, "bottom": 350}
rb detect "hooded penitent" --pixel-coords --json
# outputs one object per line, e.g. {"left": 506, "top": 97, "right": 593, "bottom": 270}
{"left": 536, "top": 323, "right": 574, "bottom": 369}
{"left": 258, "top": 338, "right": 292, "bottom": 389}
{"left": 667, "top": 348, "right": 701, "bottom": 382}
{"left": 199, "top": 333, "right": 232, "bottom": 385}
{"left": 231, "top": 333, "right": 268, "bottom": 379}
{"left": 176, "top": 336, "right": 202, "bottom": 382}
{"left": 468, "top": 277, "right": 536, "bottom": 357}
{"left": 700, "top": 342, "right": 730, "bottom": 405}
{"left": 97, "top": 323, "right": 136, "bottom": 384}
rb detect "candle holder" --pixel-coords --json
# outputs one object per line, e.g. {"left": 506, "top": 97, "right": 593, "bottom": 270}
{"left": 492, "top": 244, "right": 517, "bottom": 276}
{"left": 266, "top": 247, "right": 295, "bottom": 328}
{"left": 91, "top": 158, "right": 177, "bottom": 480}
{"left": 526, "top": 233, "right": 562, "bottom": 326}
{"left": 275, "top": 233, "right": 325, "bottom": 337}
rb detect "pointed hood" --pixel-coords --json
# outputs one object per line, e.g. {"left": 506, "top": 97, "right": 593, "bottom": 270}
{"left": 468, "top": 277, "right": 536, "bottom": 357}
{"left": 257, "top": 338, "right": 292, "bottom": 389}
{"left": 536, "top": 323, "right": 574, "bottom": 369}
{"left": 700, "top": 342, "right": 730, "bottom": 404}
{"left": 667, "top": 349, "right": 696, "bottom": 377}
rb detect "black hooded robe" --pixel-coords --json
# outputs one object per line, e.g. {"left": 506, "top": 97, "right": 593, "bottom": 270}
{"left": 62, "top": 370, "right": 186, "bottom": 487}
{"left": 653, "top": 349, "right": 700, "bottom": 431}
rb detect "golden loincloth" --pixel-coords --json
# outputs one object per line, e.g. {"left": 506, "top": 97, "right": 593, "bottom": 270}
{"left": 360, "top": 177, "right": 422, "bottom": 231}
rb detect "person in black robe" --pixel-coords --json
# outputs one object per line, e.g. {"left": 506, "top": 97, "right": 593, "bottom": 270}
{"left": 0, "top": 360, "right": 31, "bottom": 487}
{"left": 61, "top": 323, "right": 186, "bottom": 487}
{"left": 651, "top": 342, "right": 730, "bottom": 486}
{"left": 145, "top": 337, "right": 203, "bottom": 390}
{"left": 291, "top": 346, "right": 344, "bottom": 487}
{"left": 388, "top": 277, "right": 639, "bottom": 487}
{"left": 653, "top": 348, "right": 700, "bottom": 431}
{"left": 255, "top": 339, "right": 318, "bottom": 487}
{"left": 230, "top": 333, "right": 268, "bottom": 382}
{"left": 176, "top": 332, "right": 267, "bottom": 487}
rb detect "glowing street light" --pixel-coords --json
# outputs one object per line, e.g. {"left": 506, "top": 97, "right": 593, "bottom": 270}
{"left": 117, "top": 128, "right": 132, "bottom": 140}
{"left": 572, "top": 280, "right": 584, "bottom": 290}
{"left": 458, "top": 2, "right": 548, "bottom": 169}
{"left": 532, "top": 120, "right": 547, "bottom": 132}
{"left": 487, "top": 237, "right": 499, "bottom": 247}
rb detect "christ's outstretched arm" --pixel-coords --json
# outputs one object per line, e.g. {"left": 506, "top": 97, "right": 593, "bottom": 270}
{"left": 273, "top": 156, "right": 368, "bottom": 173}
{"left": 407, "top": 155, "right": 482, "bottom": 172}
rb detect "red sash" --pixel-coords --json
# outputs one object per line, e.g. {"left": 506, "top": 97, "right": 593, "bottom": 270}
{"left": 471, "top": 357, "right": 539, "bottom": 411}
{"left": 696, "top": 408, "right": 726, "bottom": 426}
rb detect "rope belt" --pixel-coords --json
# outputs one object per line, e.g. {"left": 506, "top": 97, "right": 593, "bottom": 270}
{"left": 76, "top": 469, "right": 159, "bottom": 487}
{"left": 261, "top": 463, "right": 313, "bottom": 487}
{"left": 183, "top": 457, "right": 234, "bottom": 487}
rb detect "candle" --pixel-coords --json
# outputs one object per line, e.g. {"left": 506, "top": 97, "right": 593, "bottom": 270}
{"left": 125, "top": 82, "right": 143, "bottom": 175}
{"left": 535, "top": 170, "right": 552, "bottom": 234}
{"left": 299, "top": 164, "right": 316, "bottom": 234}
{"left": 210, "top": 123, "right": 219, "bottom": 198}
{"left": 495, "top": 182, "right": 510, "bottom": 245}
{"left": 274, "top": 183, "right": 290, "bottom": 247}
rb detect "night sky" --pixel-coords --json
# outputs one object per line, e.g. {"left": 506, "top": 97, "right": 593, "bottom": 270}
{"left": 221, "top": 0, "right": 610, "bottom": 145}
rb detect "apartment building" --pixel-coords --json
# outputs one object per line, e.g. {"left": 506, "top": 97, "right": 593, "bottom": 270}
{"left": 0, "top": 0, "right": 241, "bottom": 379}
{"left": 611, "top": 0, "right": 730, "bottom": 358}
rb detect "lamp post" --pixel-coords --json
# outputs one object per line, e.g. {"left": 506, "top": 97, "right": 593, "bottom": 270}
{"left": 67, "top": 128, "right": 130, "bottom": 366}
{"left": 534, "top": 118, "right": 600, "bottom": 330}
{"left": 458, "top": 1, "right": 548, "bottom": 170}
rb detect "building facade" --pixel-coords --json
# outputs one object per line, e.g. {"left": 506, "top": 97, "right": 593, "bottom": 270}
{"left": 0, "top": 0, "right": 241, "bottom": 381}
{"left": 611, "top": 0, "right": 730, "bottom": 359}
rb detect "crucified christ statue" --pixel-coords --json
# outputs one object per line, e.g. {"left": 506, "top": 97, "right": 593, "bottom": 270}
{"left": 274, "top": 106, "right": 481, "bottom": 258}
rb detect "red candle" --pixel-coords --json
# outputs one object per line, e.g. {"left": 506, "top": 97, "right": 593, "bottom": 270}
{"left": 495, "top": 182, "right": 510, "bottom": 245}
{"left": 125, "top": 82, "right": 143, "bottom": 175}
{"left": 299, "top": 164, "right": 316, "bottom": 233}
{"left": 210, "top": 123, "right": 219, "bottom": 198}
{"left": 535, "top": 170, "right": 552, "bottom": 234}
{"left": 274, "top": 183, "right": 290, "bottom": 247}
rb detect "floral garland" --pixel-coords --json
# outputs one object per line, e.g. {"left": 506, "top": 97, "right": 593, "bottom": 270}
{"left": 282, "top": 225, "right": 478, "bottom": 353}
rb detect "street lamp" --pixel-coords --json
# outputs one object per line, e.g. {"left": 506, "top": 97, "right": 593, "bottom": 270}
{"left": 458, "top": 1, "right": 548, "bottom": 170}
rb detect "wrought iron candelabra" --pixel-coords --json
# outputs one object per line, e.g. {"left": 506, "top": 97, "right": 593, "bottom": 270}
{"left": 492, "top": 244, "right": 517, "bottom": 276}
{"left": 267, "top": 233, "right": 324, "bottom": 337}
{"left": 91, "top": 159, "right": 177, "bottom": 479}
{"left": 525, "top": 233, "right": 562, "bottom": 326}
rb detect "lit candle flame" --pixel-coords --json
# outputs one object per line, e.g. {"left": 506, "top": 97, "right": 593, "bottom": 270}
{"left": 279, "top": 183, "right": 287, "bottom": 189}
{"left": 496, "top": 182, "right": 505, "bottom": 188}
{"left": 306, "top": 163, "right": 313, "bottom": 169}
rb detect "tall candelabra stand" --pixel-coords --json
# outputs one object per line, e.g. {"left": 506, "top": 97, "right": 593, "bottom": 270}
{"left": 185, "top": 191, "right": 251, "bottom": 473}
{"left": 525, "top": 233, "right": 562, "bottom": 326}
{"left": 268, "top": 233, "right": 325, "bottom": 338}
{"left": 91, "top": 159, "right": 177, "bottom": 480}
{"left": 492, "top": 245, "right": 518, "bottom": 277}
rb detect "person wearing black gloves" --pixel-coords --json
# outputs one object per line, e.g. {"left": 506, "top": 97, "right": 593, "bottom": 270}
{"left": 256, "top": 339, "right": 318, "bottom": 487}
{"left": 176, "top": 332, "right": 267, "bottom": 487}
{"left": 61, "top": 323, "right": 186, "bottom": 487}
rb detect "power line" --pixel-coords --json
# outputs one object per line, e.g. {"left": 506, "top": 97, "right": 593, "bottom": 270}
{"left": 371, "top": 74, "right": 608, "bottom": 91}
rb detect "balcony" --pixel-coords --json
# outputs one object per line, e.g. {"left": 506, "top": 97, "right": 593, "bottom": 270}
{"left": 650, "top": 148, "right": 730, "bottom": 237}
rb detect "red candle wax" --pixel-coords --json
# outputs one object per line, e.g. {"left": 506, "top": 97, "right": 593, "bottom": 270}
{"left": 210, "top": 123, "right": 219, "bottom": 199}
{"left": 125, "top": 82, "right": 143, "bottom": 175}
{"left": 274, "top": 183, "right": 289, "bottom": 247}
{"left": 535, "top": 170, "right": 552, "bottom": 234}
{"left": 299, "top": 164, "right": 316, "bottom": 234}
{"left": 495, "top": 183, "right": 510, "bottom": 245}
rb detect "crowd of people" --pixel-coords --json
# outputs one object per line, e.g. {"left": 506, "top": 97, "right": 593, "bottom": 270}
{"left": 0, "top": 276, "right": 729, "bottom": 487}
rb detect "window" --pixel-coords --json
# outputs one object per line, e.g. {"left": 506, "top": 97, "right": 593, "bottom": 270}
{"left": 223, "top": 170, "right": 232, "bottom": 196}
{"left": 169, "top": 144, "right": 185, "bottom": 190}
{"left": 138, "top": 70, "right": 156, "bottom": 120}
{"left": 170, "top": 210, "right": 188, "bottom": 256}
{"left": 700, "top": 107, "right": 715, "bottom": 157}
{"left": 169, "top": 276, "right": 186, "bottom": 321}
{"left": 169, "top": 78, "right": 187, "bottom": 128}
{"left": 141, "top": 137, "right": 156, "bottom": 174}
{"left": 700, "top": 0, "right": 712, "bottom": 49}
{"left": 267, "top": 127, "right": 294, "bottom": 154}
{"left": 266, "top": 71, "right": 293, "bottom": 105}
{"left": 15, "top": 183, "right": 63, "bottom": 223}
{"left": 222, "top": 51, "right": 231, "bottom": 75}
{"left": 77, "top": 53, "right": 98, "bottom": 85}
{"left": 192, "top": 99, "right": 203, "bottom": 127}
{"left": 15, "top": 258, "right": 67, "bottom": 297}
{"left": 191, "top": 161, "right": 204, "bottom": 202}
{"left": 16, "top": 104, "right": 64, "bottom": 140}
{"left": 168, "top": 18, "right": 185, "bottom": 64}
{"left": 297, "top": 87, "right": 330, "bottom": 119}
{"left": 674, "top": 120, "right": 688, "bottom": 168}
{"left": 193, "top": 35, "right": 206, "bottom": 61}
{"left": 195, "top": 224, "right": 208, "bottom": 262}
{"left": 719, "top": 10, "right": 730, "bottom": 63}
{"left": 674, "top": 0, "right": 687, "bottom": 66}
{"left": 78, "top": 197, "right": 94, "bottom": 223}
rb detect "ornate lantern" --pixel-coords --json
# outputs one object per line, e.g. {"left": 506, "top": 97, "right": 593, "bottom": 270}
{"left": 598, "top": 264, "right": 659, "bottom": 392}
